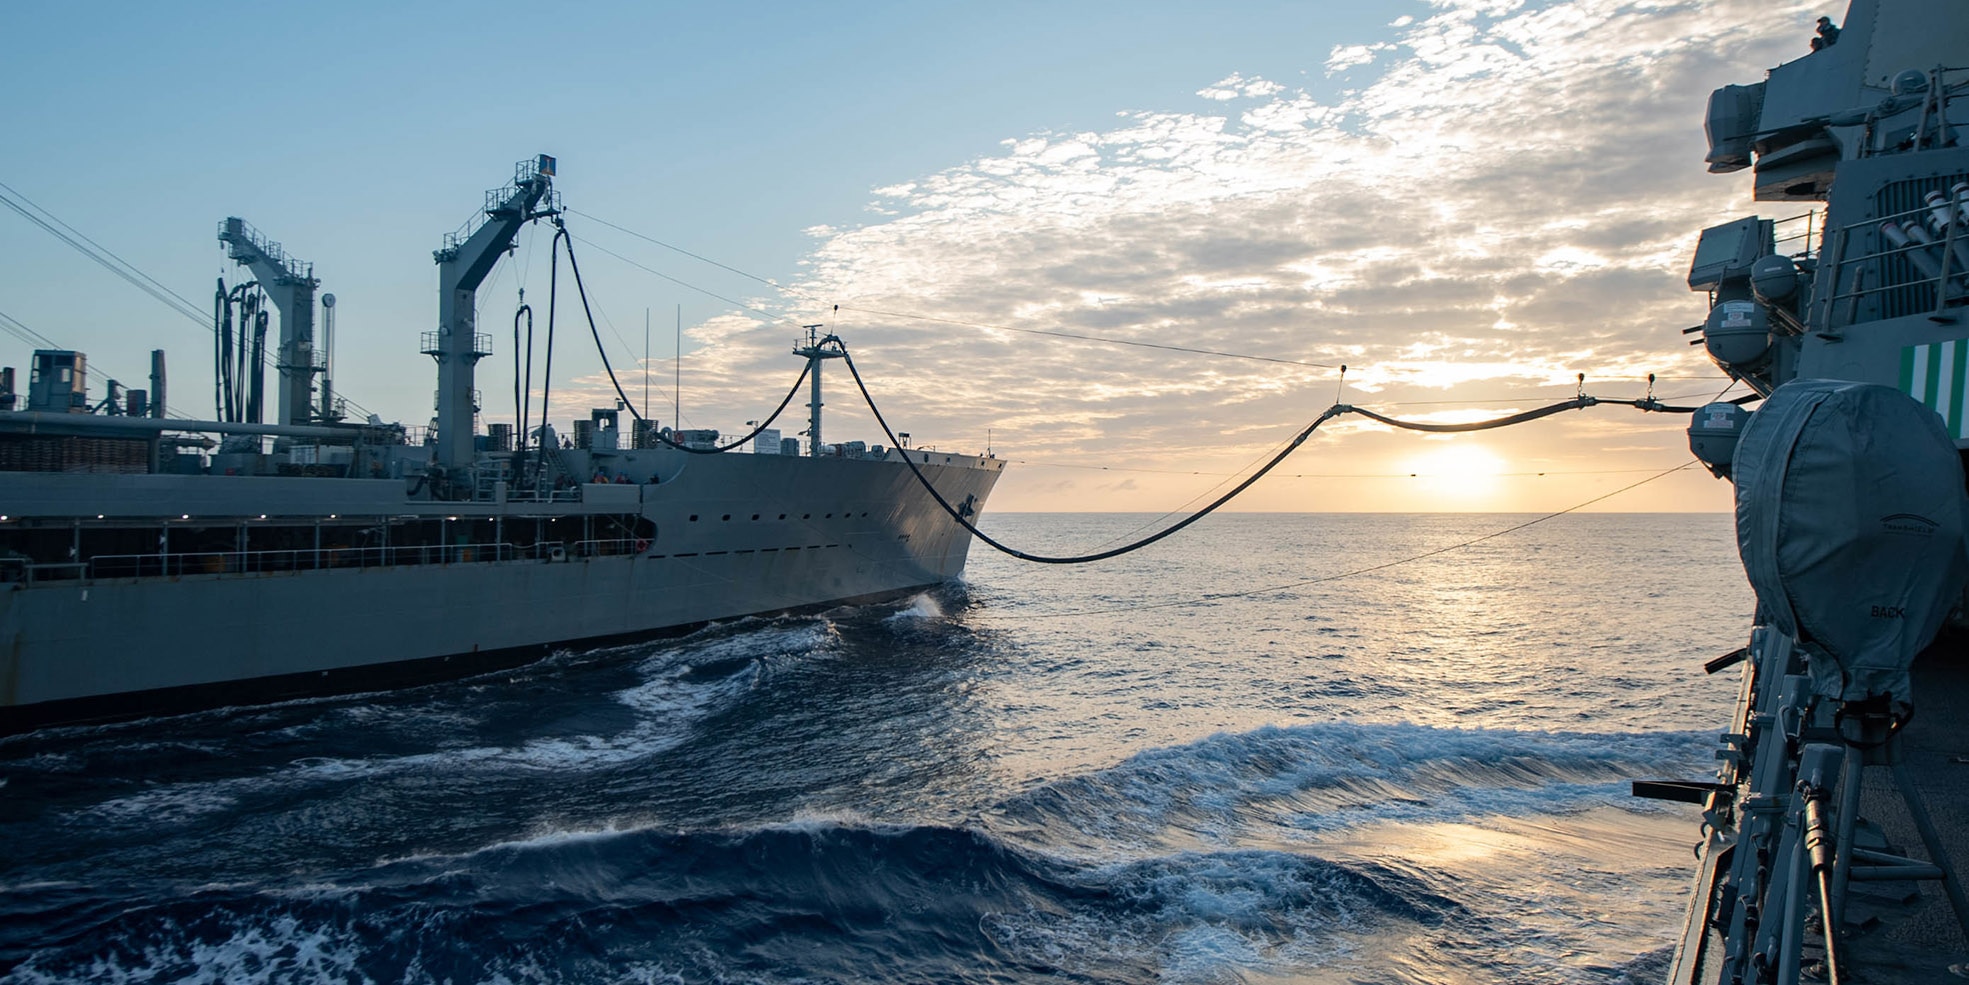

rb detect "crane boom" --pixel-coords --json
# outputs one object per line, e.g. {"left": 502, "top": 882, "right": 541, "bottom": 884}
{"left": 429, "top": 155, "right": 557, "bottom": 475}
{"left": 217, "top": 217, "right": 319, "bottom": 428}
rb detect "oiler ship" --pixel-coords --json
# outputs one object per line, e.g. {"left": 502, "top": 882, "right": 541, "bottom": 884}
{"left": 1650, "top": 2, "right": 1969, "bottom": 982}
{"left": 0, "top": 157, "right": 1002, "bottom": 734}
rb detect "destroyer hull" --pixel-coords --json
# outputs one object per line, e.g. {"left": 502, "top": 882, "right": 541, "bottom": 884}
{"left": 0, "top": 451, "right": 1003, "bottom": 733}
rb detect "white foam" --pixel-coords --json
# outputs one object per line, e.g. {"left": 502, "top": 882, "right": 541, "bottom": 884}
{"left": 885, "top": 593, "right": 946, "bottom": 622}
{"left": 5, "top": 913, "right": 371, "bottom": 985}
{"left": 984, "top": 847, "right": 1370, "bottom": 982}
{"left": 1004, "top": 721, "right": 1713, "bottom": 854}
{"left": 79, "top": 786, "right": 240, "bottom": 827}
{"left": 63, "top": 621, "right": 836, "bottom": 821}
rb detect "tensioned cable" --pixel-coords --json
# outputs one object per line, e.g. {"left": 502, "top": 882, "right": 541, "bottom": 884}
{"left": 0, "top": 307, "right": 60, "bottom": 349}
{"left": 0, "top": 181, "right": 209, "bottom": 326}
{"left": 1019, "top": 461, "right": 1702, "bottom": 619}
{"left": 838, "top": 304, "right": 1340, "bottom": 369}
{"left": 0, "top": 195, "right": 208, "bottom": 327}
{"left": 570, "top": 234, "right": 789, "bottom": 326}
{"left": 570, "top": 208, "right": 788, "bottom": 293}
{"left": 571, "top": 209, "right": 1338, "bottom": 370}
{"left": 1004, "top": 458, "right": 1693, "bottom": 478}
{"left": 840, "top": 340, "right": 1708, "bottom": 565}
{"left": 557, "top": 222, "right": 811, "bottom": 455}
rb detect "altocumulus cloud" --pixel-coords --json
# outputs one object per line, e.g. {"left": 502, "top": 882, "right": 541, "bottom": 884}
{"left": 579, "top": 0, "right": 1821, "bottom": 512}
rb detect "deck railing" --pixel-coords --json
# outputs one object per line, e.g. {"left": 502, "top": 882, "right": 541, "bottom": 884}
{"left": 0, "top": 537, "right": 650, "bottom": 584}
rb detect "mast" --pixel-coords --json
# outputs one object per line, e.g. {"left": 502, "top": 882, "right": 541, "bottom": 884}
{"left": 428, "top": 155, "right": 557, "bottom": 475}
{"left": 791, "top": 324, "right": 843, "bottom": 456}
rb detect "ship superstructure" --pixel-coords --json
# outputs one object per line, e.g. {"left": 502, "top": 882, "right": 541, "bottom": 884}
{"left": 0, "top": 158, "right": 1003, "bottom": 734}
{"left": 1653, "top": 4, "right": 1969, "bottom": 982}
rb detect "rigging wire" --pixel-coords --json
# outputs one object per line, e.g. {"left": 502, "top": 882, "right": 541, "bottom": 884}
{"left": 0, "top": 308, "right": 60, "bottom": 349}
{"left": 1002, "top": 457, "right": 1696, "bottom": 478}
{"left": 1021, "top": 460, "right": 1702, "bottom": 619}
{"left": 569, "top": 208, "right": 786, "bottom": 292}
{"left": 838, "top": 340, "right": 1707, "bottom": 565}
{"left": 555, "top": 222, "right": 811, "bottom": 455}
{"left": 837, "top": 304, "right": 1341, "bottom": 369}
{"left": 570, "top": 210, "right": 1339, "bottom": 370}
{"left": 0, "top": 180, "right": 209, "bottom": 326}
{"left": 569, "top": 234, "right": 789, "bottom": 326}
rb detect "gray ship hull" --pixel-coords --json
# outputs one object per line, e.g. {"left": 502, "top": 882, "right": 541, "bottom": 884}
{"left": 0, "top": 449, "right": 1003, "bottom": 733}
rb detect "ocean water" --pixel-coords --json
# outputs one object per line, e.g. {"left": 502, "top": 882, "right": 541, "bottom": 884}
{"left": 0, "top": 513, "right": 1754, "bottom": 984}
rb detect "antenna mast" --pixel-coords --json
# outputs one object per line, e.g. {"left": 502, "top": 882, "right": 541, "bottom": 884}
{"left": 792, "top": 324, "right": 844, "bottom": 456}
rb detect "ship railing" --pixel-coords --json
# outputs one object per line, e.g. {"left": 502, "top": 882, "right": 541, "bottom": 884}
{"left": 1771, "top": 209, "right": 1821, "bottom": 259}
{"left": 0, "top": 559, "right": 86, "bottom": 585}
{"left": 568, "top": 537, "right": 648, "bottom": 558}
{"left": 67, "top": 537, "right": 649, "bottom": 581}
{"left": 1818, "top": 193, "right": 1969, "bottom": 328}
{"left": 83, "top": 544, "right": 512, "bottom": 578}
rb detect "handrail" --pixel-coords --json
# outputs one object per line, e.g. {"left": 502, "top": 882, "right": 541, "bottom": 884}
{"left": 1823, "top": 194, "right": 1969, "bottom": 327}
{"left": 0, "top": 536, "right": 657, "bottom": 584}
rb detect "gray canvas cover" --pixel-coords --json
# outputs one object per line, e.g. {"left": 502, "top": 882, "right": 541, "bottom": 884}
{"left": 1733, "top": 379, "right": 1968, "bottom": 704}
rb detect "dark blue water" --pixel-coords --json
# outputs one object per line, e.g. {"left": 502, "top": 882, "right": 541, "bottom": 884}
{"left": 0, "top": 513, "right": 1751, "bottom": 984}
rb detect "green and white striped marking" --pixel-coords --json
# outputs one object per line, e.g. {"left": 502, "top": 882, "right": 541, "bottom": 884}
{"left": 1901, "top": 339, "right": 1969, "bottom": 439}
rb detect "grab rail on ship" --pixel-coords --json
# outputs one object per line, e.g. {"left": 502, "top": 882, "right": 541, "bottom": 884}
{"left": 0, "top": 537, "right": 655, "bottom": 584}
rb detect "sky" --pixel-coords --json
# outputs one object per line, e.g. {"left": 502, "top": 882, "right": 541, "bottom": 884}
{"left": 0, "top": 0, "right": 1832, "bottom": 512}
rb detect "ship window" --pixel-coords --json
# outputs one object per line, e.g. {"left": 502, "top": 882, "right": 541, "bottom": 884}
{"left": 802, "top": 513, "right": 810, "bottom": 519}
{"left": 689, "top": 514, "right": 699, "bottom": 521}
{"left": 825, "top": 513, "right": 833, "bottom": 518}
{"left": 751, "top": 514, "right": 760, "bottom": 521}
{"left": 721, "top": 514, "right": 731, "bottom": 521}
{"left": 778, "top": 514, "right": 786, "bottom": 520}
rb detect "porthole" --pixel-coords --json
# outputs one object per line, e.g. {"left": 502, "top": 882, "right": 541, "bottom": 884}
{"left": 689, "top": 514, "right": 699, "bottom": 522}
{"left": 778, "top": 514, "right": 787, "bottom": 520}
{"left": 751, "top": 514, "right": 760, "bottom": 521}
{"left": 722, "top": 514, "right": 731, "bottom": 521}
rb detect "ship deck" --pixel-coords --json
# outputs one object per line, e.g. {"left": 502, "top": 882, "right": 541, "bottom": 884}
{"left": 1841, "top": 635, "right": 1969, "bottom": 981}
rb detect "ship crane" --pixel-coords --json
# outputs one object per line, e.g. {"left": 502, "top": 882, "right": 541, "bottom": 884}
{"left": 217, "top": 217, "right": 321, "bottom": 427}
{"left": 429, "top": 155, "right": 558, "bottom": 479}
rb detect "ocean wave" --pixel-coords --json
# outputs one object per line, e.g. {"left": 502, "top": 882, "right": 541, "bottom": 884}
{"left": 0, "top": 819, "right": 1446, "bottom": 985}
{"left": 997, "top": 720, "right": 1713, "bottom": 854}
{"left": 55, "top": 623, "right": 845, "bottom": 833}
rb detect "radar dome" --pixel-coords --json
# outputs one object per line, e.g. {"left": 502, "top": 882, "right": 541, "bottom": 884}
{"left": 1750, "top": 255, "right": 1799, "bottom": 303}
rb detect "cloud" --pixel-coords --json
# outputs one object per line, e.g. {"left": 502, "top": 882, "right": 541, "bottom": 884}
{"left": 574, "top": 0, "right": 1819, "bottom": 512}
{"left": 1326, "top": 42, "right": 1397, "bottom": 74}
{"left": 1196, "top": 72, "right": 1287, "bottom": 101}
